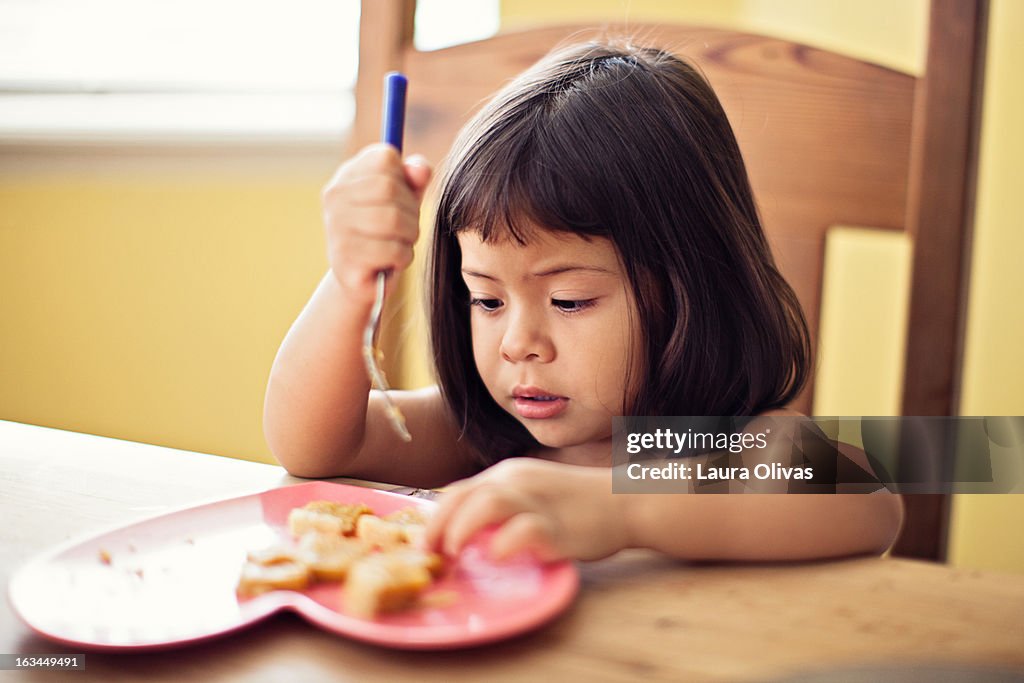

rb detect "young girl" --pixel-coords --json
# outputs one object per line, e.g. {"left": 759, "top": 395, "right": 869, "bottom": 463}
{"left": 264, "top": 42, "right": 903, "bottom": 563}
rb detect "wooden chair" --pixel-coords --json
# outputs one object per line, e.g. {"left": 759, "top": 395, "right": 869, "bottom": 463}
{"left": 352, "top": 0, "right": 988, "bottom": 561}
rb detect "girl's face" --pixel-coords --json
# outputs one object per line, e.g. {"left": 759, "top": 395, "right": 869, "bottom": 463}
{"left": 457, "top": 229, "right": 639, "bottom": 451}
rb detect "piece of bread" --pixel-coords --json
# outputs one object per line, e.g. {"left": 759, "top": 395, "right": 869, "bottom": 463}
{"left": 384, "top": 507, "right": 429, "bottom": 526}
{"left": 356, "top": 510, "right": 426, "bottom": 547}
{"left": 400, "top": 524, "right": 426, "bottom": 547}
{"left": 287, "top": 501, "right": 372, "bottom": 537}
{"left": 237, "top": 559, "right": 310, "bottom": 596}
{"left": 344, "top": 553, "right": 433, "bottom": 618}
{"left": 383, "top": 547, "right": 445, "bottom": 578}
{"left": 246, "top": 543, "right": 301, "bottom": 565}
{"left": 297, "top": 532, "right": 372, "bottom": 582}
{"left": 355, "top": 515, "right": 407, "bottom": 547}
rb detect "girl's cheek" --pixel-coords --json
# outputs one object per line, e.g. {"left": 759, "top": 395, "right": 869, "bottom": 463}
{"left": 470, "top": 328, "right": 501, "bottom": 388}
{"left": 472, "top": 317, "right": 504, "bottom": 349}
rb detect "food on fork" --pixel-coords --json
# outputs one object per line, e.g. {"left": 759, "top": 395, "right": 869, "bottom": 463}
{"left": 238, "top": 500, "right": 443, "bottom": 618}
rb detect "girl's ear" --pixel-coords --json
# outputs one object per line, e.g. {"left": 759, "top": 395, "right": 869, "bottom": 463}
{"left": 403, "top": 155, "right": 433, "bottom": 199}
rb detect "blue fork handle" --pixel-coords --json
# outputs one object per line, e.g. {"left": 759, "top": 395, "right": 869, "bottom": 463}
{"left": 376, "top": 71, "right": 407, "bottom": 285}
{"left": 365, "top": 71, "right": 412, "bottom": 442}
{"left": 381, "top": 72, "right": 407, "bottom": 152}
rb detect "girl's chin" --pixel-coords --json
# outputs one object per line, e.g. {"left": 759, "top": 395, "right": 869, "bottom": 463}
{"left": 518, "top": 421, "right": 603, "bottom": 450}
{"left": 518, "top": 423, "right": 575, "bottom": 448}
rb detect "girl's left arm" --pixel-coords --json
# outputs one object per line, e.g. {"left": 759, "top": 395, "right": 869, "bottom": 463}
{"left": 424, "top": 458, "right": 903, "bottom": 562}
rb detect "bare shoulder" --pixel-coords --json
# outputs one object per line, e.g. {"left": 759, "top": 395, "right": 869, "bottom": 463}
{"left": 346, "top": 385, "right": 482, "bottom": 488}
{"left": 742, "top": 408, "right": 803, "bottom": 438}
{"left": 755, "top": 408, "right": 898, "bottom": 496}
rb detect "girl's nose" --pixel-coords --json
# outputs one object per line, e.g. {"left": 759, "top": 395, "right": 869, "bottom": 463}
{"left": 499, "top": 312, "right": 555, "bottom": 363}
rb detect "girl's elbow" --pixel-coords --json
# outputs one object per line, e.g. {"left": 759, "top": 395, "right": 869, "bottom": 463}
{"left": 263, "top": 421, "right": 356, "bottom": 480}
{"left": 263, "top": 419, "right": 323, "bottom": 479}
{"left": 265, "top": 438, "right": 310, "bottom": 478}
{"left": 280, "top": 461, "right": 329, "bottom": 479}
{"left": 270, "top": 444, "right": 335, "bottom": 479}
{"left": 262, "top": 400, "right": 290, "bottom": 466}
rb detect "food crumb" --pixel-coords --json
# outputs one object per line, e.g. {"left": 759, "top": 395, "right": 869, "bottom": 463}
{"left": 98, "top": 549, "right": 112, "bottom": 565}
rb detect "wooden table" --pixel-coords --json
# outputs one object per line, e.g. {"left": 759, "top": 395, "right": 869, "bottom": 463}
{"left": 2, "top": 420, "right": 1023, "bottom": 682}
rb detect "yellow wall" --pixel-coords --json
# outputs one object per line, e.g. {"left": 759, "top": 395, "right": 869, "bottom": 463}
{"left": 1, "top": 1, "right": 1020, "bottom": 570}
{"left": 947, "top": 0, "right": 1024, "bottom": 575}
{"left": 0, "top": 152, "right": 333, "bottom": 463}
{"left": 815, "top": 228, "right": 912, "bottom": 417}
{"left": 501, "top": 0, "right": 928, "bottom": 73}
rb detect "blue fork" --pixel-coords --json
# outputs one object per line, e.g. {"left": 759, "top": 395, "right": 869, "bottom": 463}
{"left": 362, "top": 71, "right": 412, "bottom": 442}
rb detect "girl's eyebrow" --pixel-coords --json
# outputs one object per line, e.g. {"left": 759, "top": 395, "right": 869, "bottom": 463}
{"left": 461, "top": 265, "right": 614, "bottom": 283}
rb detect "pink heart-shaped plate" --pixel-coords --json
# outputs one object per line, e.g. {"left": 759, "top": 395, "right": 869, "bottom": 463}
{"left": 8, "top": 481, "right": 579, "bottom": 651}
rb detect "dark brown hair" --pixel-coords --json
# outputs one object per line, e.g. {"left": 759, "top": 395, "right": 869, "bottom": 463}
{"left": 427, "top": 41, "right": 811, "bottom": 464}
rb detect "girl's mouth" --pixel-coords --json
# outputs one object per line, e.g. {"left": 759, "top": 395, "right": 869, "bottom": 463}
{"left": 512, "top": 387, "right": 569, "bottom": 419}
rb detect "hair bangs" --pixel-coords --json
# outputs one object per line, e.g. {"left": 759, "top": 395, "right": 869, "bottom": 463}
{"left": 442, "top": 153, "right": 552, "bottom": 245}
{"left": 441, "top": 64, "right": 638, "bottom": 245}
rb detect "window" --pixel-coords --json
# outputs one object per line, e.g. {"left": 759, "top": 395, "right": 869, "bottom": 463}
{"left": 0, "top": 0, "right": 499, "bottom": 144}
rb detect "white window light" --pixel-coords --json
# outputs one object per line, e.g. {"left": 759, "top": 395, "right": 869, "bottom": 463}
{"left": 0, "top": 0, "right": 499, "bottom": 145}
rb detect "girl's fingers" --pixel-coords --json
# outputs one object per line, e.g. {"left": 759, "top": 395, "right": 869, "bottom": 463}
{"left": 327, "top": 187, "right": 421, "bottom": 237}
{"left": 329, "top": 237, "right": 413, "bottom": 293}
{"left": 344, "top": 174, "right": 422, "bottom": 217}
{"left": 347, "top": 144, "right": 405, "bottom": 179}
{"left": 422, "top": 481, "right": 475, "bottom": 551}
{"left": 437, "top": 486, "right": 521, "bottom": 557}
{"left": 327, "top": 146, "right": 427, "bottom": 198}
{"left": 487, "top": 512, "right": 560, "bottom": 562}
{"left": 339, "top": 206, "right": 419, "bottom": 245}
{"left": 320, "top": 144, "right": 430, "bottom": 303}
{"left": 336, "top": 234, "right": 414, "bottom": 269}
{"left": 403, "top": 156, "right": 432, "bottom": 197}
{"left": 323, "top": 144, "right": 403, "bottom": 193}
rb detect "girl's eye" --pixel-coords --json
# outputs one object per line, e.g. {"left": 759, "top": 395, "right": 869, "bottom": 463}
{"left": 469, "top": 297, "right": 503, "bottom": 313}
{"left": 552, "top": 298, "right": 597, "bottom": 314}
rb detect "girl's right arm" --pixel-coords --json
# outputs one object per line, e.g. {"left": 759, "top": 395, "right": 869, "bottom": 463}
{"left": 263, "top": 144, "right": 479, "bottom": 487}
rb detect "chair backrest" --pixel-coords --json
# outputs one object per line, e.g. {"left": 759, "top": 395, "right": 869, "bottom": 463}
{"left": 354, "top": 0, "right": 987, "bottom": 561}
